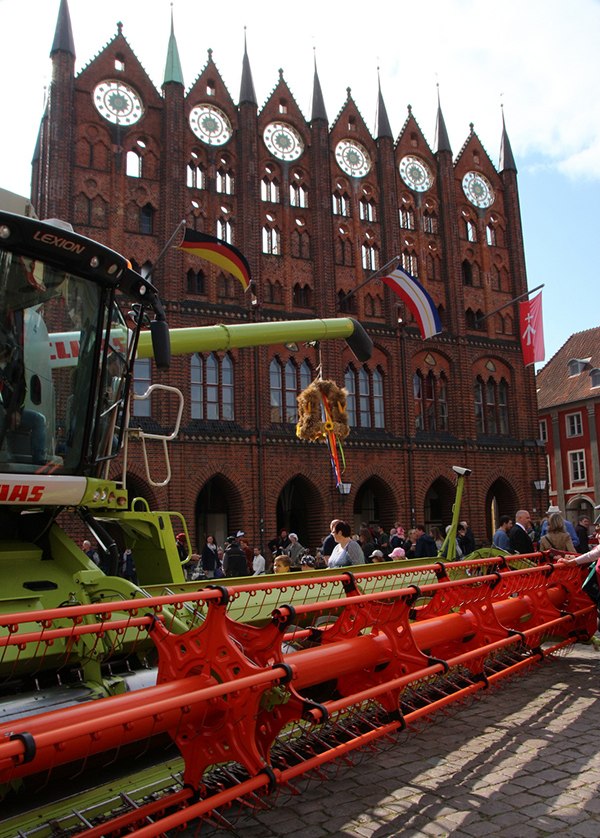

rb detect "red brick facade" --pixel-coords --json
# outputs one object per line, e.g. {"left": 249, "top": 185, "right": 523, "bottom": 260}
{"left": 32, "top": 4, "right": 545, "bottom": 552}
{"left": 537, "top": 327, "right": 600, "bottom": 525}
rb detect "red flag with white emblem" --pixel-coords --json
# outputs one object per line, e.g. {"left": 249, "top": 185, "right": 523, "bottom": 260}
{"left": 519, "top": 292, "right": 545, "bottom": 366}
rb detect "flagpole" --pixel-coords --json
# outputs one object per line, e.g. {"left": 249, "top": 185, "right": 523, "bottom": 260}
{"left": 143, "top": 218, "right": 187, "bottom": 281}
{"left": 338, "top": 256, "right": 400, "bottom": 305}
{"left": 475, "top": 283, "right": 544, "bottom": 325}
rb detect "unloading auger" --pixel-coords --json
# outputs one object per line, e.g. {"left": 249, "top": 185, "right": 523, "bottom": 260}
{"left": 0, "top": 552, "right": 594, "bottom": 836}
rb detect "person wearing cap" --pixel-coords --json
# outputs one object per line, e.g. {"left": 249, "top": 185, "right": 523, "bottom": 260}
{"left": 300, "top": 555, "right": 316, "bottom": 571}
{"left": 369, "top": 548, "right": 385, "bottom": 563}
{"left": 222, "top": 534, "right": 249, "bottom": 577}
{"left": 389, "top": 546, "right": 406, "bottom": 561}
{"left": 540, "top": 505, "right": 579, "bottom": 548}
{"left": 175, "top": 532, "right": 188, "bottom": 563}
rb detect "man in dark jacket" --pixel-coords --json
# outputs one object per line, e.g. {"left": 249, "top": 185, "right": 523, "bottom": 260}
{"left": 413, "top": 525, "right": 437, "bottom": 558}
{"left": 508, "top": 509, "right": 534, "bottom": 554}
{"left": 575, "top": 515, "right": 591, "bottom": 554}
{"left": 223, "top": 536, "right": 250, "bottom": 577}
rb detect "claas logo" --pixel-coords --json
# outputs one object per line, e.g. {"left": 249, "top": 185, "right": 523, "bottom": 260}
{"left": 0, "top": 484, "right": 45, "bottom": 503}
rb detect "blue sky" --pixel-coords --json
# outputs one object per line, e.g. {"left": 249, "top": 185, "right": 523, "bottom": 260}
{"left": 0, "top": 0, "right": 598, "bottom": 367}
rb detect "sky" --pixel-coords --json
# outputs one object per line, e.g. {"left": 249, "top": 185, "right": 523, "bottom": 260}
{"left": 0, "top": 0, "right": 599, "bottom": 369}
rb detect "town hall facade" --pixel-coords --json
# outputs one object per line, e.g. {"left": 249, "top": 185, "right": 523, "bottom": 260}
{"left": 31, "top": 0, "right": 546, "bottom": 551}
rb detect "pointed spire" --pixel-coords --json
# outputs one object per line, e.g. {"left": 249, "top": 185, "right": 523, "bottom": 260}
{"left": 499, "top": 106, "right": 517, "bottom": 172}
{"left": 375, "top": 68, "right": 393, "bottom": 139}
{"left": 434, "top": 85, "right": 451, "bottom": 154}
{"left": 239, "top": 28, "right": 257, "bottom": 106}
{"left": 50, "top": 0, "right": 75, "bottom": 58}
{"left": 163, "top": 5, "right": 184, "bottom": 86}
{"left": 311, "top": 50, "right": 328, "bottom": 122}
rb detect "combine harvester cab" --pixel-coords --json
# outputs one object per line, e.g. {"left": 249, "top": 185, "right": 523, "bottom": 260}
{"left": 0, "top": 211, "right": 595, "bottom": 836}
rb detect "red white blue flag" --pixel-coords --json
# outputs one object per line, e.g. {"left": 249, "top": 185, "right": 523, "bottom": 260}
{"left": 381, "top": 267, "right": 442, "bottom": 340}
{"left": 519, "top": 292, "right": 545, "bottom": 366}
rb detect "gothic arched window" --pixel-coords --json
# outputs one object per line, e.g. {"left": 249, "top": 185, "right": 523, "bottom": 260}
{"left": 191, "top": 353, "right": 234, "bottom": 421}
{"left": 474, "top": 375, "right": 509, "bottom": 435}
{"left": 261, "top": 174, "right": 280, "bottom": 203}
{"left": 187, "top": 160, "right": 205, "bottom": 189}
{"left": 332, "top": 190, "right": 350, "bottom": 217}
{"left": 216, "top": 165, "right": 234, "bottom": 195}
{"left": 344, "top": 365, "right": 385, "bottom": 429}
{"left": 269, "top": 358, "right": 312, "bottom": 424}
{"left": 361, "top": 240, "right": 379, "bottom": 271}
{"left": 262, "top": 223, "right": 281, "bottom": 255}
{"left": 399, "top": 207, "right": 415, "bottom": 230}
{"left": 126, "top": 150, "right": 142, "bottom": 178}
{"left": 413, "top": 370, "right": 449, "bottom": 433}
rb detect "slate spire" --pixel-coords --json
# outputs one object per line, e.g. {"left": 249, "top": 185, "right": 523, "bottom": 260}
{"left": 50, "top": 0, "right": 75, "bottom": 58}
{"left": 239, "top": 29, "right": 257, "bottom": 106}
{"left": 163, "top": 7, "right": 184, "bottom": 86}
{"left": 375, "top": 68, "right": 393, "bottom": 139}
{"left": 434, "top": 85, "right": 451, "bottom": 154}
{"left": 311, "top": 51, "right": 328, "bottom": 123}
{"left": 499, "top": 107, "right": 517, "bottom": 172}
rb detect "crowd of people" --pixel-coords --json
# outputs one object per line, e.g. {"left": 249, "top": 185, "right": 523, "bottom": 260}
{"left": 80, "top": 505, "right": 598, "bottom": 583}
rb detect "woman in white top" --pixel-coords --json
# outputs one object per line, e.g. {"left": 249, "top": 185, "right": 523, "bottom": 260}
{"left": 328, "top": 521, "right": 364, "bottom": 567}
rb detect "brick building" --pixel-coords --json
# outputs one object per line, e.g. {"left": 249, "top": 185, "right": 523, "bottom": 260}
{"left": 537, "top": 327, "right": 600, "bottom": 525}
{"left": 31, "top": 0, "right": 545, "bottom": 551}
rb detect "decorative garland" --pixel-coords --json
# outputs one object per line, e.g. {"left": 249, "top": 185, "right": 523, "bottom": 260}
{"left": 296, "top": 379, "right": 349, "bottom": 485}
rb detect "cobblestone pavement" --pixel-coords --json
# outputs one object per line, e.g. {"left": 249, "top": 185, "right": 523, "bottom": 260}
{"left": 178, "top": 642, "right": 600, "bottom": 838}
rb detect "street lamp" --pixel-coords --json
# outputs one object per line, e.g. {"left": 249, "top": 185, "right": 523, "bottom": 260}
{"left": 338, "top": 482, "right": 352, "bottom": 495}
{"left": 533, "top": 478, "right": 547, "bottom": 513}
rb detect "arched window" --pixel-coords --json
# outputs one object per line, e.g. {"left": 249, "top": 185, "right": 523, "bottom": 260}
{"left": 465, "top": 219, "right": 477, "bottom": 242}
{"left": 401, "top": 250, "right": 418, "bottom": 277}
{"left": 265, "top": 280, "right": 283, "bottom": 305}
{"left": 486, "top": 223, "right": 497, "bottom": 246}
{"left": 338, "top": 289, "right": 356, "bottom": 314}
{"left": 399, "top": 207, "right": 415, "bottom": 230}
{"left": 359, "top": 197, "right": 376, "bottom": 222}
{"left": 423, "top": 212, "right": 438, "bottom": 234}
{"left": 187, "top": 269, "right": 205, "bottom": 295}
{"left": 344, "top": 365, "right": 385, "bottom": 429}
{"left": 270, "top": 358, "right": 312, "bottom": 424}
{"left": 261, "top": 175, "right": 280, "bottom": 203}
{"left": 217, "top": 272, "right": 237, "bottom": 299}
{"left": 332, "top": 189, "right": 350, "bottom": 217}
{"left": 140, "top": 204, "right": 155, "bottom": 235}
{"left": 290, "top": 181, "right": 308, "bottom": 208}
{"left": 262, "top": 224, "right": 281, "bottom": 255}
{"left": 335, "top": 230, "right": 353, "bottom": 266}
{"left": 126, "top": 150, "right": 142, "bottom": 178}
{"left": 291, "top": 224, "right": 310, "bottom": 259}
{"left": 427, "top": 253, "right": 441, "bottom": 281}
{"left": 187, "top": 161, "right": 205, "bottom": 189}
{"left": 216, "top": 166, "right": 234, "bottom": 195}
{"left": 216, "top": 216, "right": 232, "bottom": 243}
{"left": 361, "top": 241, "right": 379, "bottom": 271}
{"left": 413, "top": 370, "right": 449, "bottom": 433}
{"left": 292, "top": 283, "right": 312, "bottom": 307}
{"left": 462, "top": 260, "right": 473, "bottom": 286}
{"left": 474, "top": 375, "right": 509, "bottom": 435}
{"left": 191, "top": 353, "right": 235, "bottom": 421}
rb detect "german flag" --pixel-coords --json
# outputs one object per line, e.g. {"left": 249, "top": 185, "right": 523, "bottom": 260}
{"left": 177, "top": 228, "right": 251, "bottom": 291}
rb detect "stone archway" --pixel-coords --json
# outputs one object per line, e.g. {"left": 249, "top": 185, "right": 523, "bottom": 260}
{"left": 275, "top": 475, "right": 324, "bottom": 553}
{"left": 196, "top": 474, "right": 243, "bottom": 551}
{"left": 485, "top": 478, "right": 518, "bottom": 543}
{"left": 423, "top": 476, "right": 455, "bottom": 532}
{"left": 353, "top": 476, "right": 397, "bottom": 533}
